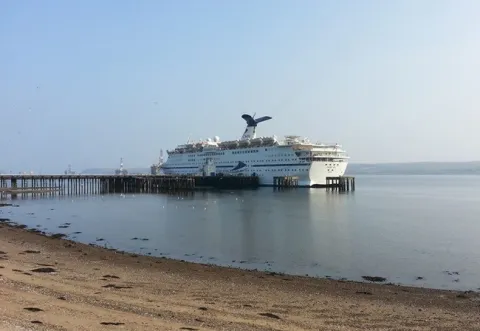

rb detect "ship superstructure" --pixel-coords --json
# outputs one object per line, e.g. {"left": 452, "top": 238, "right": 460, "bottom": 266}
{"left": 161, "top": 114, "right": 349, "bottom": 186}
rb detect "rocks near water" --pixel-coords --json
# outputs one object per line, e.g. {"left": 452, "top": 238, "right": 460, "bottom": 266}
{"left": 23, "top": 250, "right": 40, "bottom": 254}
{"left": 50, "top": 233, "right": 67, "bottom": 239}
{"left": 356, "top": 291, "right": 373, "bottom": 295}
{"left": 31, "top": 267, "right": 56, "bottom": 273}
{"left": 103, "top": 274, "right": 120, "bottom": 279}
{"left": 362, "top": 276, "right": 387, "bottom": 282}
{"left": 100, "top": 322, "right": 125, "bottom": 326}
{"left": 259, "top": 312, "right": 281, "bottom": 319}
{"left": 102, "top": 284, "right": 132, "bottom": 289}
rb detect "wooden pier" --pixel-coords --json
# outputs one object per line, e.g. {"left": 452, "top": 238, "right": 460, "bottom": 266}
{"left": 272, "top": 175, "right": 355, "bottom": 191}
{"left": 196, "top": 175, "right": 259, "bottom": 190}
{"left": 326, "top": 176, "right": 355, "bottom": 192}
{"left": 0, "top": 174, "right": 259, "bottom": 199}
{"left": 273, "top": 176, "right": 299, "bottom": 188}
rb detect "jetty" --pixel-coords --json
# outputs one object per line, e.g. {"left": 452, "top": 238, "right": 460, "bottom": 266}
{"left": 273, "top": 176, "right": 299, "bottom": 188}
{"left": 325, "top": 176, "right": 355, "bottom": 192}
{"left": 272, "top": 175, "right": 355, "bottom": 191}
{"left": 0, "top": 174, "right": 259, "bottom": 199}
{"left": 0, "top": 174, "right": 355, "bottom": 199}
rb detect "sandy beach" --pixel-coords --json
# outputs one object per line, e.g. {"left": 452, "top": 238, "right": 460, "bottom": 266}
{"left": 0, "top": 221, "right": 479, "bottom": 330}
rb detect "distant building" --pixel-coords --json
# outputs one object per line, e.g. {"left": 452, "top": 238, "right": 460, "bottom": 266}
{"left": 150, "top": 149, "right": 164, "bottom": 175}
{"left": 115, "top": 168, "right": 128, "bottom": 175}
{"left": 64, "top": 164, "right": 76, "bottom": 175}
{"left": 150, "top": 164, "right": 159, "bottom": 175}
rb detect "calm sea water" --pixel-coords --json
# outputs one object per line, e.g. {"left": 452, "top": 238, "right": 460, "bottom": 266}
{"left": 2, "top": 175, "right": 480, "bottom": 291}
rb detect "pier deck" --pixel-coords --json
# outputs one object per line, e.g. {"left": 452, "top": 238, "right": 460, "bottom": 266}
{"left": 0, "top": 174, "right": 259, "bottom": 199}
{"left": 0, "top": 174, "right": 355, "bottom": 198}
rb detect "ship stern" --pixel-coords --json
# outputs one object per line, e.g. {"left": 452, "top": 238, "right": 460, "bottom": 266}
{"left": 307, "top": 161, "right": 348, "bottom": 186}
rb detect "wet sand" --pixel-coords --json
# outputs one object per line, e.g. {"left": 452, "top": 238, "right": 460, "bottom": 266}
{"left": 0, "top": 222, "right": 479, "bottom": 330}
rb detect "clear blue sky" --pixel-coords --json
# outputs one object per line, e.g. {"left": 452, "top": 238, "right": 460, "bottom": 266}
{"left": 1, "top": 0, "right": 479, "bottom": 173}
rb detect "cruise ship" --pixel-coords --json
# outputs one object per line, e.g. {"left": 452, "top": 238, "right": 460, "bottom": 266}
{"left": 161, "top": 114, "right": 349, "bottom": 186}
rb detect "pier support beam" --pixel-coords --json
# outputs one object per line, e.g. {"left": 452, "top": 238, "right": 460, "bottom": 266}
{"left": 326, "top": 176, "right": 355, "bottom": 192}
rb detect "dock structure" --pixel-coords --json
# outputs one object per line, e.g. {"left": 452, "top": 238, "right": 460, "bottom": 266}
{"left": 273, "top": 176, "right": 299, "bottom": 188}
{"left": 326, "top": 176, "right": 355, "bottom": 192}
{"left": 0, "top": 174, "right": 259, "bottom": 199}
{"left": 196, "top": 175, "right": 259, "bottom": 190}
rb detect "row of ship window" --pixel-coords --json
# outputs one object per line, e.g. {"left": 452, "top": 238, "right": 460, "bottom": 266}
{"left": 185, "top": 159, "right": 299, "bottom": 164}
{"left": 232, "top": 150, "right": 259, "bottom": 154}
{"left": 172, "top": 163, "right": 341, "bottom": 171}
{"left": 173, "top": 150, "right": 340, "bottom": 157}
{"left": 174, "top": 158, "right": 344, "bottom": 165}
{"left": 177, "top": 151, "right": 301, "bottom": 157}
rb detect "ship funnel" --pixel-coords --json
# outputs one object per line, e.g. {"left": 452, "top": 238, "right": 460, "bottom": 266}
{"left": 240, "top": 114, "right": 272, "bottom": 140}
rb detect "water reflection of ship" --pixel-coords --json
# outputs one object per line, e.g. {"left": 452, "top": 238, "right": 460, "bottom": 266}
{"left": 308, "top": 189, "right": 353, "bottom": 274}
{"left": 115, "top": 158, "right": 128, "bottom": 175}
{"left": 237, "top": 190, "right": 258, "bottom": 262}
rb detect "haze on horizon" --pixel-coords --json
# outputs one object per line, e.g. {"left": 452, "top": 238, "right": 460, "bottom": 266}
{"left": 1, "top": 0, "right": 479, "bottom": 173}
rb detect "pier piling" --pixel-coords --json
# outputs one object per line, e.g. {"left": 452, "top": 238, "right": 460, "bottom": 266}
{"left": 326, "top": 176, "right": 355, "bottom": 192}
{"left": 273, "top": 176, "right": 299, "bottom": 188}
{"left": 0, "top": 174, "right": 259, "bottom": 199}
{"left": 0, "top": 174, "right": 355, "bottom": 199}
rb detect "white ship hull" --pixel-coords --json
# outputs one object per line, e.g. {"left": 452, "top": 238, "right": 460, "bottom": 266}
{"left": 162, "top": 114, "right": 349, "bottom": 186}
{"left": 162, "top": 147, "right": 348, "bottom": 186}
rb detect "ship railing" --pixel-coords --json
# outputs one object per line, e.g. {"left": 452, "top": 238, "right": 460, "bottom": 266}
{"left": 168, "top": 141, "right": 279, "bottom": 154}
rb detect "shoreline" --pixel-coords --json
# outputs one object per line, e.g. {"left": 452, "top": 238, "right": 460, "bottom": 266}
{"left": 2, "top": 214, "right": 474, "bottom": 293}
{"left": 1, "top": 221, "right": 480, "bottom": 330}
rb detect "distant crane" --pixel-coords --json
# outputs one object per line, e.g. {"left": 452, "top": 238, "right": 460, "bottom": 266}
{"left": 115, "top": 158, "right": 128, "bottom": 175}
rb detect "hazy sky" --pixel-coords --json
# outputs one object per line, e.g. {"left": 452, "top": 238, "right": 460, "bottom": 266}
{"left": 2, "top": 0, "right": 480, "bottom": 173}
